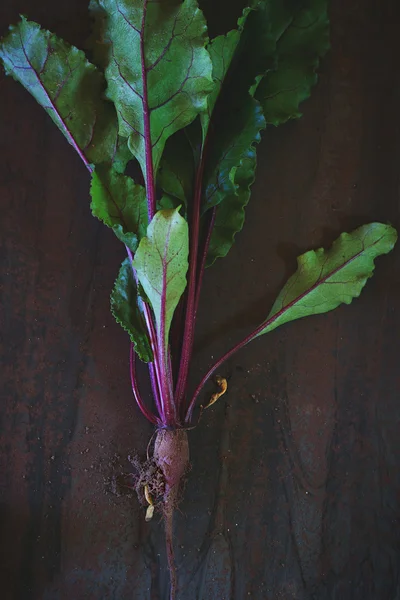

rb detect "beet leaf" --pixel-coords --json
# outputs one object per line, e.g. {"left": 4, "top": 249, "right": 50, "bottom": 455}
{"left": 111, "top": 258, "right": 153, "bottom": 362}
{"left": 254, "top": 0, "right": 330, "bottom": 125}
{"left": 205, "top": 0, "right": 330, "bottom": 264}
{"left": 90, "top": 167, "right": 148, "bottom": 251}
{"left": 257, "top": 222, "right": 396, "bottom": 336}
{"left": 133, "top": 208, "right": 189, "bottom": 424}
{"left": 188, "top": 222, "right": 397, "bottom": 419}
{"left": 0, "top": 17, "right": 118, "bottom": 169}
{"left": 206, "top": 150, "right": 256, "bottom": 266}
{"left": 200, "top": 5, "right": 252, "bottom": 139}
{"left": 158, "top": 131, "right": 194, "bottom": 208}
{"left": 96, "top": 0, "right": 214, "bottom": 190}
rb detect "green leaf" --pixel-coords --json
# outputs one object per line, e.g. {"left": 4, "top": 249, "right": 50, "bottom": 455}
{"left": 133, "top": 208, "right": 189, "bottom": 351}
{"left": 97, "top": 0, "right": 214, "bottom": 175}
{"left": 203, "top": 0, "right": 328, "bottom": 262}
{"left": 206, "top": 150, "right": 256, "bottom": 266}
{"left": 254, "top": 0, "right": 330, "bottom": 125}
{"left": 237, "top": 0, "right": 298, "bottom": 92}
{"left": 110, "top": 258, "right": 153, "bottom": 362}
{"left": 87, "top": 0, "right": 109, "bottom": 69}
{"left": 203, "top": 95, "right": 265, "bottom": 211}
{"left": 200, "top": 6, "right": 252, "bottom": 139}
{"left": 90, "top": 167, "right": 148, "bottom": 252}
{"left": 0, "top": 17, "right": 118, "bottom": 167}
{"left": 158, "top": 131, "right": 194, "bottom": 207}
{"left": 256, "top": 223, "right": 397, "bottom": 338}
{"left": 198, "top": 5, "right": 266, "bottom": 212}
{"left": 112, "top": 136, "right": 133, "bottom": 174}
{"left": 157, "top": 195, "right": 181, "bottom": 211}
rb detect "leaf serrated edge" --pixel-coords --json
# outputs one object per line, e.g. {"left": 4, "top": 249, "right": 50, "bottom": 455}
{"left": 110, "top": 260, "right": 153, "bottom": 363}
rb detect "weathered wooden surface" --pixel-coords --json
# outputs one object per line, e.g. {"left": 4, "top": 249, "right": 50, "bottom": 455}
{"left": 1, "top": 1, "right": 400, "bottom": 599}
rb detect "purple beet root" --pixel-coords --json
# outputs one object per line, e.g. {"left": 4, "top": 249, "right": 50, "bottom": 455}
{"left": 153, "top": 428, "right": 189, "bottom": 600}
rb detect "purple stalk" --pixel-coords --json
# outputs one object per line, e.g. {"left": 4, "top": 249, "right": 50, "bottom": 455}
{"left": 170, "top": 294, "right": 185, "bottom": 377}
{"left": 149, "top": 361, "right": 164, "bottom": 422}
{"left": 138, "top": 0, "right": 176, "bottom": 427}
{"left": 185, "top": 236, "right": 376, "bottom": 423}
{"left": 125, "top": 245, "right": 166, "bottom": 424}
{"left": 174, "top": 151, "right": 207, "bottom": 406}
{"left": 57, "top": 26, "right": 163, "bottom": 427}
{"left": 130, "top": 344, "right": 160, "bottom": 425}
{"left": 173, "top": 208, "right": 215, "bottom": 421}
{"left": 142, "top": 305, "right": 164, "bottom": 401}
{"left": 65, "top": 0, "right": 178, "bottom": 428}
{"left": 184, "top": 332, "right": 249, "bottom": 424}
{"left": 194, "top": 206, "right": 216, "bottom": 316}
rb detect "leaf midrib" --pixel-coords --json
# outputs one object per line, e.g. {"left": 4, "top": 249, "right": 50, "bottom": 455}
{"left": 18, "top": 31, "right": 94, "bottom": 173}
{"left": 256, "top": 233, "right": 386, "bottom": 337}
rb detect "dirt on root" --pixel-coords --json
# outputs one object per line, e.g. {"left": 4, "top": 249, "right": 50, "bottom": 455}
{"left": 108, "top": 454, "right": 187, "bottom": 507}
{"left": 127, "top": 454, "right": 166, "bottom": 507}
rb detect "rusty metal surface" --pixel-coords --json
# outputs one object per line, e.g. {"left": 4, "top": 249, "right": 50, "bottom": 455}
{"left": 1, "top": 1, "right": 400, "bottom": 599}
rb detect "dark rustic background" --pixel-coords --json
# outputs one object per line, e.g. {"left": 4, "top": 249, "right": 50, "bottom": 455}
{"left": 1, "top": 1, "right": 400, "bottom": 599}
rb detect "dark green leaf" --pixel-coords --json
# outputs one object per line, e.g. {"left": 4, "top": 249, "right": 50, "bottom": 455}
{"left": 90, "top": 167, "right": 148, "bottom": 251}
{"left": 236, "top": 0, "right": 299, "bottom": 94}
{"left": 0, "top": 17, "right": 118, "bottom": 167}
{"left": 254, "top": 0, "right": 330, "bottom": 125}
{"left": 206, "top": 150, "right": 256, "bottom": 266}
{"left": 158, "top": 131, "right": 194, "bottom": 207}
{"left": 203, "top": 96, "right": 265, "bottom": 211}
{"left": 110, "top": 258, "right": 153, "bottom": 362}
{"left": 87, "top": 0, "right": 109, "bottom": 69}
{"left": 256, "top": 223, "right": 397, "bottom": 338}
{"left": 112, "top": 137, "right": 133, "bottom": 174}
{"left": 97, "top": 0, "right": 214, "bottom": 175}
{"left": 199, "top": 6, "right": 264, "bottom": 214}
{"left": 201, "top": 6, "right": 252, "bottom": 139}
{"left": 203, "top": 0, "right": 328, "bottom": 263}
{"left": 157, "top": 195, "right": 181, "bottom": 211}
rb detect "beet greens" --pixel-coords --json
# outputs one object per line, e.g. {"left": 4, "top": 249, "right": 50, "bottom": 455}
{"left": 1, "top": 1, "right": 397, "bottom": 598}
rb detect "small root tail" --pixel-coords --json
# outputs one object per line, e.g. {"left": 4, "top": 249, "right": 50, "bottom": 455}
{"left": 164, "top": 494, "right": 177, "bottom": 600}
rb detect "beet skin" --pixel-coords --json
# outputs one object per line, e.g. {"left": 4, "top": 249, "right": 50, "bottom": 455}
{"left": 153, "top": 428, "right": 189, "bottom": 599}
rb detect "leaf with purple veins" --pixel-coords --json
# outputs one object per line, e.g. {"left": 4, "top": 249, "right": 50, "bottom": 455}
{"left": 96, "top": 0, "right": 214, "bottom": 176}
{"left": 133, "top": 207, "right": 189, "bottom": 354}
{"left": 0, "top": 17, "right": 118, "bottom": 168}
{"left": 257, "top": 223, "right": 397, "bottom": 337}
{"left": 90, "top": 167, "right": 148, "bottom": 252}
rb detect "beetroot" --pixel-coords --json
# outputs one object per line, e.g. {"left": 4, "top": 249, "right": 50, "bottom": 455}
{"left": 153, "top": 429, "right": 190, "bottom": 497}
{"left": 153, "top": 429, "right": 189, "bottom": 599}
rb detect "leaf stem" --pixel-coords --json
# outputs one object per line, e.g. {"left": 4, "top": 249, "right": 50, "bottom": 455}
{"left": 177, "top": 207, "right": 215, "bottom": 418}
{"left": 174, "top": 151, "right": 206, "bottom": 406}
{"left": 130, "top": 344, "right": 159, "bottom": 425}
{"left": 185, "top": 230, "right": 386, "bottom": 422}
{"left": 40, "top": 55, "right": 163, "bottom": 424}
{"left": 194, "top": 207, "right": 216, "bottom": 315}
{"left": 148, "top": 360, "right": 164, "bottom": 422}
{"left": 125, "top": 245, "right": 167, "bottom": 423}
{"left": 138, "top": 0, "right": 177, "bottom": 426}
{"left": 170, "top": 295, "right": 185, "bottom": 380}
{"left": 184, "top": 304, "right": 286, "bottom": 423}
